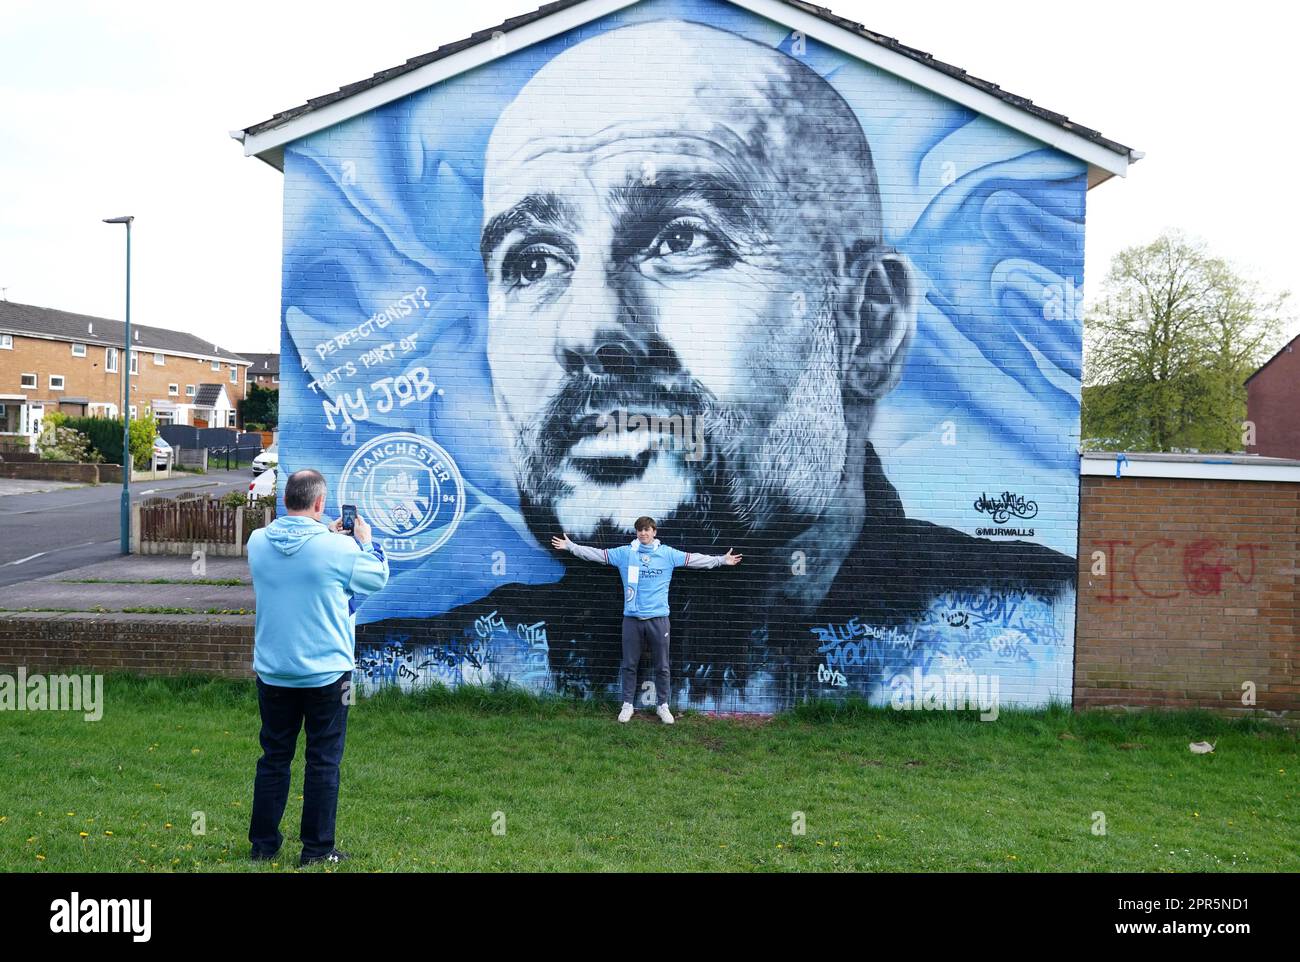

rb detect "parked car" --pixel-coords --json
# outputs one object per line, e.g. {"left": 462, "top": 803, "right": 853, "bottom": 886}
{"left": 251, "top": 445, "right": 278, "bottom": 476}
{"left": 249, "top": 466, "right": 276, "bottom": 499}
{"left": 152, "top": 437, "right": 173, "bottom": 470}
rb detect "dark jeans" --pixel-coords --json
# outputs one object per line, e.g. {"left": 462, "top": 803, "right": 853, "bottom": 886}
{"left": 621, "top": 615, "right": 670, "bottom": 706}
{"left": 249, "top": 673, "right": 351, "bottom": 859}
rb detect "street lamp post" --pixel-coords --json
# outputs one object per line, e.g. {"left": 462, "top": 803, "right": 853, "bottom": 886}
{"left": 104, "top": 215, "right": 134, "bottom": 554}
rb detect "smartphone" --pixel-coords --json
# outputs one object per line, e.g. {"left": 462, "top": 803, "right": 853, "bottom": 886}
{"left": 341, "top": 504, "right": 357, "bottom": 533}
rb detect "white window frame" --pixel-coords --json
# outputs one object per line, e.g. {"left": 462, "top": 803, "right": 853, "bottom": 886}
{"left": 154, "top": 352, "right": 165, "bottom": 366}
{"left": 49, "top": 374, "right": 65, "bottom": 391}
{"left": 128, "top": 405, "right": 137, "bottom": 419}
{"left": 168, "top": 383, "right": 179, "bottom": 396}
{"left": 105, "top": 347, "right": 118, "bottom": 373}
{"left": 129, "top": 351, "right": 139, "bottom": 375}
{"left": 229, "top": 365, "right": 238, "bottom": 384}
{"left": 0, "top": 334, "right": 12, "bottom": 349}
{"left": 20, "top": 372, "right": 37, "bottom": 389}
{"left": 211, "top": 358, "right": 220, "bottom": 371}
{"left": 185, "top": 385, "right": 195, "bottom": 397}
{"left": 71, "top": 342, "right": 87, "bottom": 357}
{"left": 226, "top": 410, "right": 237, "bottom": 428}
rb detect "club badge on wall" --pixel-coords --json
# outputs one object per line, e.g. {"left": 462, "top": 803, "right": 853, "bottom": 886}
{"left": 338, "top": 431, "right": 465, "bottom": 560}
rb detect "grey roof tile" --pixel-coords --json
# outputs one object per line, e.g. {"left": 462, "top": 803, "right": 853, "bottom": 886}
{"left": 240, "top": 352, "right": 280, "bottom": 375}
{"left": 240, "top": 0, "right": 1135, "bottom": 159}
{"left": 0, "top": 300, "right": 250, "bottom": 364}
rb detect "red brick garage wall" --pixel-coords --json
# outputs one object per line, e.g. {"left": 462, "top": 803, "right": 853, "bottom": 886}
{"left": 1076, "top": 475, "right": 1299, "bottom": 721}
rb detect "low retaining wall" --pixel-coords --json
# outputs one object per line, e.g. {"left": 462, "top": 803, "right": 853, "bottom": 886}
{"left": 0, "top": 461, "right": 104, "bottom": 483}
{"left": 0, "top": 613, "right": 254, "bottom": 678}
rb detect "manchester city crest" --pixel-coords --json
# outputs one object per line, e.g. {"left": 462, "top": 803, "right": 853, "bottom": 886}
{"left": 338, "top": 432, "right": 466, "bottom": 561}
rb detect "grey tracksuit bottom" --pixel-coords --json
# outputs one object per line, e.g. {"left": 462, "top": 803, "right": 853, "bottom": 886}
{"left": 621, "top": 615, "right": 670, "bottom": 707}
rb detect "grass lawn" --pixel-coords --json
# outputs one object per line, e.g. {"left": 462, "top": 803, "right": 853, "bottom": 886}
{"left": 2, "top": 675, "right": 1295, "bottom": 872}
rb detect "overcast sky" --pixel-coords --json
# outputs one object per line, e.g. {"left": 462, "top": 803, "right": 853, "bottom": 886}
{"left": 1, "top": 0, "right": 1296, "bottom": 353}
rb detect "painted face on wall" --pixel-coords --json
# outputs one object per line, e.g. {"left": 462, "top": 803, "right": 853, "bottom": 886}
{"left": 480, "top": 20, "right": 915, "bottom": 545}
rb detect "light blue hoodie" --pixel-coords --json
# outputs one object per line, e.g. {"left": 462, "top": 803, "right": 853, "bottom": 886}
{"left": 565, "top": 538, "right": 726, "bottom": 618}
{"left": 247, "top": 515, "right": 389, "bottom": 687}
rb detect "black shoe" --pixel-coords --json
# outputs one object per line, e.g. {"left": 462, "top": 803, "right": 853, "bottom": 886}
{"left": 299, "top": 848, "right": 350, "bottom": 867}
{"left": 250, "top": 848, "right": 281, "bottom": 862}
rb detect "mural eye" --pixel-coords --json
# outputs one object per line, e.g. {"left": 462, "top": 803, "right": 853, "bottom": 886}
{"left": 660, "top": 227, "right": 698, "bottom": 254}
{"left": 647, "top": 217, "right": 727, "bottom": 264}
{"left": 503, "top": 245, "right": 570, "bottom": 287}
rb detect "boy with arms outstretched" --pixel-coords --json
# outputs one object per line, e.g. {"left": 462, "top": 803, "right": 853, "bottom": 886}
{"left": 552, "top": 516, "right": 742, "bottom": 723}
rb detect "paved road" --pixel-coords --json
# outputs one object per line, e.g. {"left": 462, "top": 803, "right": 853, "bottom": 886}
{"left": 0, "top": 469, "right": 254, "bottom": 587}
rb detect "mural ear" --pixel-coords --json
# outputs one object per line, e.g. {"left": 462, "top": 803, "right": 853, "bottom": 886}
{"left": 840, "top": 245, "right": 918, "bottom": 401}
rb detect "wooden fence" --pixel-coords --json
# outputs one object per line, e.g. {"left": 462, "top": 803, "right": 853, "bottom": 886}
{"left": 131, "top": 494, "right": 274, "bottom": 556}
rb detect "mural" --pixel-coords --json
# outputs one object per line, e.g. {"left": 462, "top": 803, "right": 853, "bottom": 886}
{"left": 280, "top": 0, "right": 1086, "bottom": 713}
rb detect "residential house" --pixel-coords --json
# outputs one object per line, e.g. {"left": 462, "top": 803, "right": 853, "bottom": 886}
{"left": 233, "top": 0, "right": 1138, "bottom": 711}
{"left": 241, "top": 352, "right": 280, "bottom": 388}
{"left": 1245, "top": 333, "right": 1300, "bottom": 459}
{"left": 0, "top": 300, "right": 251, "bottom": 448}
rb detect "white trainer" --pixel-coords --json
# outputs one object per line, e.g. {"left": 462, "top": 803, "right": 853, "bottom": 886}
{"left": 656, "top": 704, "right": 675, "bottom": 725}
{"left": 617, "top": 702, "right": 634, "bottom": 723}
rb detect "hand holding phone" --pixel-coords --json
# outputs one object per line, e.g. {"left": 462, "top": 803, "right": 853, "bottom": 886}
{"left": 341, "top": 503, "right": 357, "bottom": 533}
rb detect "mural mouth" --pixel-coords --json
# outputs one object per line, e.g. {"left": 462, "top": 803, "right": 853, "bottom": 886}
{"left": 568, "top": 449, "right": 655, "bottom": 483}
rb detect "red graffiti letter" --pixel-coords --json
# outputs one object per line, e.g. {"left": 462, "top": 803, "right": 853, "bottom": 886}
{"left": 1093, "top": 540, "right": 1131, "bottom": 603}
{"left": 1133, "top": 539, "right": 1180, "bottom": 599}
{"left": 1234, "top": 543, "right": 1269, "bottom": 585}
{"left": 1182, "top": 539, "right": 1232, "bottom": 596}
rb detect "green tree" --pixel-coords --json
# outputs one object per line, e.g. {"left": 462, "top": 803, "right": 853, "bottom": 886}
{"left": 1082, "top": 232, "right": 1289, "bottom": 452}
{"left": 37, "top": 423, "right": 100, "bottom": 463}
{"left": 60, "top": 413, "right": 158, "bottom": 467}
{"left": 239, "top": 384, "right": 278, "bottom": 429}
{"left": 129, "top": 411, "right": 158, "bottom": 469}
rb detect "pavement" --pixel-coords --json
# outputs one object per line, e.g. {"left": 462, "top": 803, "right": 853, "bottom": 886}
{"left": 0, "top": 479, "right": 89, "bottom": 497}
{"left": 1, "top": 553, "right": 255, "bottom": 614}
{"left": 0, "top": 468, "right": 255, "bottom": 588}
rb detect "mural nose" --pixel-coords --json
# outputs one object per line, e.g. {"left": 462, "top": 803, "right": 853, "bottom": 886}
{"left": 593, "top": 342, "right": 635, "bottom": 376}
{"left": 558, "top": 341, "right": 639, "bottom": 377}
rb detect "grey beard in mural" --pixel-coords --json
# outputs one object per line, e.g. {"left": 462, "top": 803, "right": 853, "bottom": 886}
{"left": 363, "top": 19, "right": 1077, "bottom": 708}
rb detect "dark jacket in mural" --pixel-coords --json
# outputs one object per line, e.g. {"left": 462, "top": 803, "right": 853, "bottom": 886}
{"left": 357, "top": 443, "right": 1076, "bottom": 711}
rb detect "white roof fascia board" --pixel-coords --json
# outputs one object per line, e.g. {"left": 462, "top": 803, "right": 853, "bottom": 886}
{"left": 240, "top": 0, "right": 1131, "bottom": 182}
{"left": 1081, "top": 455, "right": 1300, "bottom": 484}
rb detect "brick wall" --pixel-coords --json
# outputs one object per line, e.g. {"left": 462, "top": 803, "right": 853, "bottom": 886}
{"left": 0, "top": 614, "right": 254, "bottom": 679}
{"left": 1076, "top": 475, "right": 1299, "bottom": 721}
{"left": 0, "top": 475, "right": 1294, "bottom": 722}
{"left": 1246, "top": 339, "right": 1300, "bottom": 459}
{"left": 276, "top": 0, "right": 1093, "bottom": 713}
{"left": 0, "top": 461, "right": 104, "bottom": 483}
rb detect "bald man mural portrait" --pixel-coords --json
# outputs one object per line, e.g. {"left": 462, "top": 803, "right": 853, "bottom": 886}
{"left": 362, "top": 19, "right": 1077, "bottom": 709}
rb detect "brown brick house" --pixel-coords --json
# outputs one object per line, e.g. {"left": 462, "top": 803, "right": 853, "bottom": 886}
{"left": 0, "top": 300, "right": 250, "bottom": 448}
{"left": 1246, "top": 333, "right": 1300, "bottom": 460}
{"left": 240, "top": 352, "right": 279, "bottom": 389}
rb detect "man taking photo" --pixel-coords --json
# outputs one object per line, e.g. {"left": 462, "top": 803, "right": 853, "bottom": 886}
{"left": 246, "top": 468, "right": 389, "bottom": 866}
{"left": 552, "top": 516, "right": 741, "bottom": 724}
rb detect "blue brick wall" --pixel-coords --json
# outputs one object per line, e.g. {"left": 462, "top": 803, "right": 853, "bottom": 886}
{"left": 277, "top": 0, "right": 1086, "bottom": 713}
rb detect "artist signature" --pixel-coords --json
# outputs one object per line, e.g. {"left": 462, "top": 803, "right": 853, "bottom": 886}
{"left": 973, "top": 491, "right": 1039, "bottom": 524}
